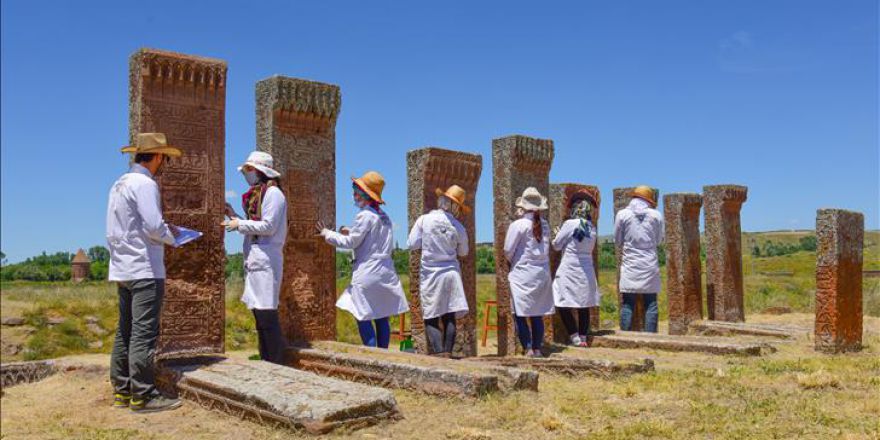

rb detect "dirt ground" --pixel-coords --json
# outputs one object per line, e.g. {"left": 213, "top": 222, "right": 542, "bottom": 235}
{"left": 2, "top": 313, "right": 879, "bottom": 440}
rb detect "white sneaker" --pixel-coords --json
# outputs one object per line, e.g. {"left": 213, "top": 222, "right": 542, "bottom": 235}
{"left": 569, "top": 334, "right": 581, "bottom": 345}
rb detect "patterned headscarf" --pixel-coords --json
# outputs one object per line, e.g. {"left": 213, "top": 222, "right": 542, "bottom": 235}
{"left": 354, "top": 183, "right": 391, "bottom": 225}
{"left": 570, "top": 199, "right": 594, "bottom": 242}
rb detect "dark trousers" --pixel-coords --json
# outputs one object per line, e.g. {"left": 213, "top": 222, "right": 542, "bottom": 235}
{"left": 253, "top": 309, "right": 287, "bottom": 364}
{"left": 514, "top": 315, "right": 545, "bottom": 351}
{"left": 620, "top": 293, "right": 659, "bottom": 333}
{"left": 425, "top": 312, "right": 457, "bottom": 354}
{"left": 558, "top": 307, "right": 590, "bottom": 336}
{"left": 111, "top": 279, "right": 164, "bottom": 399}
{"left": 357, "top": 317, "right": 391, "bottom": 348}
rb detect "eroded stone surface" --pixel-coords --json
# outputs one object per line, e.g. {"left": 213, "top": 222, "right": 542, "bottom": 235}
{"left": 703, "top": 185, "right": 748, "bottom": 322}
{"left": 689, "top": 320, "right": 805, "bottom": 339}
{"left": 589, "top": 331, "right": 775, "bottom": 356}
{"left": 159, "top": 357, "right": 399, "bottom": 434}
{"left": 493, "top": 135, "right": 554, "bottom": 356}
{"left": 407, "top": 148, "right": 482, "bottom": 357}
{"left": 129, "top": 48, "right": 227, "bottom": 358}
{"left": 664, "top": 193, "right": 703, "bottom": 335}
{"left": 548, "top": 183, "right": 601, "bottom": 343}
{"left": 472, "top": 353, "right": 653, "bottom": 378}
{"left": 287, "top": 341, "right": 538, "bottom": 397}
{"left": 612, "top": 187, "right": 660, "bottom": 331}
{"left": 256, "top": 76, "right": 341, "bottom": 344}
{"left": 815, "top": 209, "right": 864, "bottom": 353}
{"left": 1, "top": 360, "right": 57, "bottom": 388}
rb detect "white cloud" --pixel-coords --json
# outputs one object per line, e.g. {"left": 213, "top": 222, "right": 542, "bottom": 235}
{"left": 225, "top": 190, "right": 238, "bottom": 199}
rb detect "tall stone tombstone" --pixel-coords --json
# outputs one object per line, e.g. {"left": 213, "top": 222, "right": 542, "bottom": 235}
{"left": 664, "top": 193, "right": 703, "bottom": 335}
{"left": 256, "top": 76, "right": 341, "bottom": 344}
{"left": 129, "top": 48, "right": 227, "bottom": 358}
{"left": 814, "top": 209, "right": 863, "bottom": 353}
{"left": 548, "top": 183, "right": 602, "bottom": 343}
{"left": 612, "top": 187, "right": 660, "bottom": 332}
{"left": 492, "top": 135, "right": 554, "bottom": 356}
{"left": 703, "top": 185, "right": 748, "bottom": 322}
{"left": 407, "top": 148, "right": 482, "bottom": 356}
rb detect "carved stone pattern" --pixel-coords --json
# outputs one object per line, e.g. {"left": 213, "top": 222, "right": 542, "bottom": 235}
{"left": 664, "top": 193, "right": 704, "bottom": 335}
{"left": 703, "top": 185, "right": 748, "bottom": 322}
{"left": 256, "top": 76, "right": 341, "bottom": 343}
{"left": 406, "top": 148, "right": 482, "bottom": 357}
{"left": 612, "top": 187, "right": 661, "bottom": 331}
{"left": 548, "top": 183, "right": 601, "bottom": 343}
{"left": 1, "top": 360, "right": 57, "bottom": 388}
{"left": 492, "top": 135, "right": 554, "bottom": 356}
{"left": 129, "top": 48, "right": 227, "bottom": 358}
{"left": 814, "top": 209, "right": 863, "bottom": 353}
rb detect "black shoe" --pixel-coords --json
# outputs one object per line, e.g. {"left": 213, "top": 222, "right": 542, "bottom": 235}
{"left": 130, "top": 395, "right": 182, "bottom": 413}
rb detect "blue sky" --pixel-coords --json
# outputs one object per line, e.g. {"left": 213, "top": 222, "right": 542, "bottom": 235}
{"left": 1, "top": 1, "right": 877, "bottom": 263}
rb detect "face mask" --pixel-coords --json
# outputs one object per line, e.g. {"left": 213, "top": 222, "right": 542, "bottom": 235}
{"left": 244, "top": 170, "right": 260, "bottom": 186}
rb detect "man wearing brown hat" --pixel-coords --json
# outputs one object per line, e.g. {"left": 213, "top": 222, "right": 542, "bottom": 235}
{"left": 613, "top": 186, "right": 664, "bottom": 333}
{"left": 106, "top": 133, "right": 182, "bottom": 412}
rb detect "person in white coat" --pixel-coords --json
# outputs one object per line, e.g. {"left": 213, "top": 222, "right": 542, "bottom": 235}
{"left": 614, "top": 185, "right": 664, "bottom": 333}
{"left": 223, "top": 151, "right": 288, "bottom": 363}
{"left": 552, "top": 189, "right": 601, "bottom": 347}
{"left": 318, "top": 171, "right": 409, "bottom": 349}
{"left": 504, "top": 187, "right": 554, "bottom": 357}
{"left": 407, "top": 184, "right": 471, "bottom": 356}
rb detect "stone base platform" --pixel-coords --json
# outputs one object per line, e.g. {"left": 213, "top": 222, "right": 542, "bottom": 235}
{"left": 688, "top": 320, "right": 808, "bottom": 339}
{"left": 1, "top": 360, "right": 57, "bottom": 389}
{"left": 469, "top": 354, "right": 654, "bottom": 378}
{"left": 588, "top": 331, "right": 776, "bottom": 356}
{"left": 158, "top": 357, "right": 400, "bottom": 435}
{"left": 286, "top": 341, "right": 538, "bottom": 398}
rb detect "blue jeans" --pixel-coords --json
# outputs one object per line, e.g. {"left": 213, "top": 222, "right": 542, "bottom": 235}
{"left": 514, "top": 316, "right": 545, "bottom": 351}
{"left": 357, "top": 317, "right": 391, "bottom": 348}
{"left": 620, "top": 293, "right": 658, "bottom": 333}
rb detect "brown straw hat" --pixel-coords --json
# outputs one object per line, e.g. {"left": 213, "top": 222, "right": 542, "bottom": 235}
{"left": 120, "top": 133, "right": 182, "bottom": 157}
{"left": 352, "top": 171, "right": 386, "bottom": 204}
{"left": 631, "top": 185, "right": 657, "bottom": 207}
{"left": 435, "top": 184, "right": 471, "bottom": 214}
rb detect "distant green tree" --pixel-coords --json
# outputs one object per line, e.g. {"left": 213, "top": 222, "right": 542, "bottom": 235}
{"left": 598, "top": 242, "right": 616, "bottom": 270}
{"left": 476, "top": 246, "right": 495, "bottom": 274}
{"left": 87, "top": 246, "right": 110, "bottom": 262}
{"left": 799, "top": 235, "right": 817, "bottom": 252}
{"left": 392, "top": 249, "right": 410, "bottom": 274}
{"left": 336, "top": 251, "right": 352, "bottom": 278}
{"left": 225, "top": 253, "right": 244, "bottom": 279}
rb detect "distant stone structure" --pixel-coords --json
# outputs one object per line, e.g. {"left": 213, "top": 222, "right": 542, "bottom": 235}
{"left": 256, "top": 76, "right": 341, "bottom": 344}
{"left": 407, "top": 148, "right": 482, "bottom": 356}
{"left": 703, "top": 185, "right": 748, "bottom": 322}
{"left": 814, "top": 209, "right": 863, "bottom": 353}
{"left": 612, "top": 187, "right": 660, "bottom": 332}
{"left": 548, "top": 183, "right": 601, "bottom": 343}
{"left": 70, "top": 249, "right": 91, "bottom": 282}
{"left": 492, "top": 135, "right": 554, "bottom": 356}
{"left": 129, "top": 48, "right": 227, "bottom": 358}
{"left": 664, "top": 193, "right": 703, "bottom": 335}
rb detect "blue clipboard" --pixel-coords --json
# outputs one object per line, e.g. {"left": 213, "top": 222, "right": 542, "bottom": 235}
{"left": 172, "top": 225, "right": 203, "bottom": 248}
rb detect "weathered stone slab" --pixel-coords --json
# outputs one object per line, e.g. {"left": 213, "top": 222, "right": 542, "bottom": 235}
{"left": 589, "top": 331, "right": 775, "bottom": 356}
{"left": 815, "top": 209, "right": 864, "bottom": 353}
{"left": 703, "top": 184, "right": 748, "bottom": 322}
{"left": 664, "top": 193, "right": 704, "bottom": 335}
{"left": 688, "top": 320, "right": 805, "bottom": 339}
{"left": 493, "top": 135, "right": 554, "bottom": 356}
{"left": 471, "top": 354, "right": 653, "bottom": 378}
{"left": 612, "top": 187, "right": 660, "bottom": 331}
{"left": 407, "top": 148, "right": 482, "bottom": 357}
{"left": 548, "top": 183, "right": 602, "bottom": 343}
{"left": 1, "top": 360, "right": 57, "bottom": 388}
{"left": 256, "top": 76, "right": 341, "bottom": 344}
{"left": 287, "top": 341, "right": 538, "bottom": 397}
{"left": 159, "top": 357, "right": 399, "bottom": 434}
{"left": 129, "top": 48, "right": 227, "bottom": 358}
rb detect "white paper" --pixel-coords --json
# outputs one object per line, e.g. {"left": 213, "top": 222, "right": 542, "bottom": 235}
{"left": 172, "top": 225, "right": 203, "bottom": 248}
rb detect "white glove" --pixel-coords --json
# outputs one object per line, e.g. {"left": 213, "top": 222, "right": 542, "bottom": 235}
{"left": 221, "top": 219, "right": 240, "bottom": 232}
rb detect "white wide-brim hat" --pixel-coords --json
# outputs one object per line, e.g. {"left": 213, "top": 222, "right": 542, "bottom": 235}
{"left": 515, "top": 187, "right": 548, "bottom": 211}
{"left": 238, "top": 151, "right": 280, "bottom": 178}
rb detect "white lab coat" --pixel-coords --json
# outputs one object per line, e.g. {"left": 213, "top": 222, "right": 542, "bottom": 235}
{"left": 325, "top": 207, "right": 409, "bottom": 321}
{"left": 614, "top": 198, "right": 664, "bottom": 294}
{"left": 106, "top": 164, "right": 175, "bottom": 281}
{"left": 504, "top": 213, "right": 555, "bottom": 317}
{"left": 237, "top": 186, "right": 288, "bottom": 310}
{"left": 552, "top": 219, "right": 600, "bottom": 308}
{"left": 407, "top": 209, "right": 469, "bottom": 320}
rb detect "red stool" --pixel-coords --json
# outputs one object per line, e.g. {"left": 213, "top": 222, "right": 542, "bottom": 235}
{"left": 391, "top": 313, "right": 410, "bottom": 341}
{"left": 481, "top": 300, "right": 499, "bottom": 347}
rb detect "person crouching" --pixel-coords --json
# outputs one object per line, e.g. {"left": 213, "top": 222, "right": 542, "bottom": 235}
{"left": 407, "top": 185, "right": 472, "bottom": 356}
{"left": 317, "top": 171, "right": 409, "bottom": 348}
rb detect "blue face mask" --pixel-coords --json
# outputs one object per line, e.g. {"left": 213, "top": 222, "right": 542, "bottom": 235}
{"left": 244, "top": 170, "right": 260, "bottom": 186}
